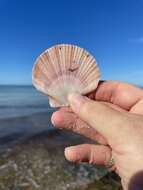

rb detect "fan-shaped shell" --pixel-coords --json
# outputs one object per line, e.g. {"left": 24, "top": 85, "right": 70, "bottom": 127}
{"left": 32, "top": 44, "right": 100, "bottom": 107}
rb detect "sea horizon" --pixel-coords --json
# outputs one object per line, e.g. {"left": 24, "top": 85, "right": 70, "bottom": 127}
{"left": 0, "top": 85, "right": 55, "bottom": 146}
{"left": 0, "top": 84, "right": 33, "bottom": 87}
{"left": 0, "top": 85, "right": 53, "bottom": 120}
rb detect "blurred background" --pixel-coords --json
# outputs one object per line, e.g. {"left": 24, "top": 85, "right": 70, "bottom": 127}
{"left": 0, "top": 0, "right": 142, "bottom": 189}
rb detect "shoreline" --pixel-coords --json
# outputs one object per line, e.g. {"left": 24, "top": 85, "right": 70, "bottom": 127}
{"left": 0, "top": 111, "right": 121, "bottom": 189}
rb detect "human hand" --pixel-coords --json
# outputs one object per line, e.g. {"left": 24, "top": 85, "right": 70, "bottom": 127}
{"left": 51, "top": 81, "right": 143, "bottom": 190}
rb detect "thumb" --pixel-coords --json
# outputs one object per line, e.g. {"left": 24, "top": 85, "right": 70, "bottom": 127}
{"left": 68, "top": 93, "right": 125, "bottom": 140}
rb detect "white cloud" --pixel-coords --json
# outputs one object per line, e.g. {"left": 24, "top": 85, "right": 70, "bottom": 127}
{"left": 129, "top": 37, "right": 143, "bottom": 44}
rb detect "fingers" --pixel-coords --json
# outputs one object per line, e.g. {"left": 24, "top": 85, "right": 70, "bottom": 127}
{"left": 88, "top": 80, "right": 119, "bottom": 101}
{"left": 68, "top": 93, "right": 126, "bottom": 140}
{"left": 64, "top": 144, "right": 111, "bottom": 165}
{"left": 99, "top": 101, "right": 127, "bottom": 112}
{"left": 51, "top": 107, "right": 107, "bottom": 144}
{"left": 130, "top": 98, "right": 143, "bottom": 115}
{"left": 94, "top": 81, "right": 143, "bottom": 111}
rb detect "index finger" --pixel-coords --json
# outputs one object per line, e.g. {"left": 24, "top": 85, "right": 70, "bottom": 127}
{"left": 88, "top": 80, "right": 143, "bottom": 111}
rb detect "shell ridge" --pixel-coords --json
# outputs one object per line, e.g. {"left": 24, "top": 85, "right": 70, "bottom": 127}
{"left": 32, "top": 44, "right": 100, "bottom": 107}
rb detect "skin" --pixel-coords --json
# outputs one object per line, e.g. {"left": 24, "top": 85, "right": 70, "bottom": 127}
{"left": 51, "top": 81, "right": 143, "bottom": 190}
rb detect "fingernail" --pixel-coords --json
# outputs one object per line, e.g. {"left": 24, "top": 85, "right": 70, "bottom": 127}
{"left": 64, "top": 146, "right": 75, "bottom": 162}
{"left": 65, "top": 146, "right": 74, "bottom": 152}
{"left": 68, "top": 93, "right": 87, "bottom": 111}
{"left": 51, "top": 117, "right": 55, "bottom": 126}
{"left": 51, "top": 114, "right": 55, "bottom": 126}
{"left": 65, "top": 146, "right": 71, "bottom": 152}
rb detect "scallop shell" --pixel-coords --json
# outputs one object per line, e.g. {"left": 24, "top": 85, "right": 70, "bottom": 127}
{"left": 32, "top": 44, "right": 100, "bottom": 107}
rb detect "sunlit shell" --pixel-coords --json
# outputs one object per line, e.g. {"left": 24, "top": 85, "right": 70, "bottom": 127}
{"left": 32, "top": 44, "right": 100, "bottom": 107}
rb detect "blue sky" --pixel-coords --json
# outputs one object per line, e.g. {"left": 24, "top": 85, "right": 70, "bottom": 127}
{"left": 0, "top": 0, "right": 143, "bottom": 85}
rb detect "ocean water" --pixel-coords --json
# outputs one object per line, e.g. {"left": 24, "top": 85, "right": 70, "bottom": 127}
{"left": 0, "top": 85, "right": 58, "bottom": 148}
{"left": 0, "top": 85, "right": 53, "bottom": 119}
